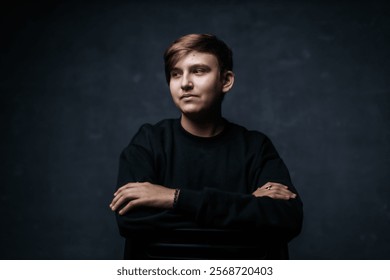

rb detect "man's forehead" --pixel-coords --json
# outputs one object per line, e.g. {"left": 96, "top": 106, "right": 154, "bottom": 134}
{"left": 172, "top": 51, "right": 218, "bottom": 68}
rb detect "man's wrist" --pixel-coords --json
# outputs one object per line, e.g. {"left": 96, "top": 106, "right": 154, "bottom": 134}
{"left": 172, "top": 188, "right": 180, "bottom": 209}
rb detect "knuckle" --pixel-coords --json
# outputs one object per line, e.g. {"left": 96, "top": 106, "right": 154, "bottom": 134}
{"left": 126, "top": 201, "right": 133, "bottom": 208}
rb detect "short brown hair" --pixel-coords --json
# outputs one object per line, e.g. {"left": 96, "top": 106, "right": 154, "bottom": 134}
{"left": 163, "top": 34, "right": 233, "bottom": 84}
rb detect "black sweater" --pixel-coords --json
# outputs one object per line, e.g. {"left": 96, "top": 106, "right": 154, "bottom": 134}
{"left": 116, "top": 119, "right": 303, "bottom": 259}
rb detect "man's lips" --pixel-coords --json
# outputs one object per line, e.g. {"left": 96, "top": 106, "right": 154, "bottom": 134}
{"left": 180, "top": 94, "right": 198, "bottom": 100}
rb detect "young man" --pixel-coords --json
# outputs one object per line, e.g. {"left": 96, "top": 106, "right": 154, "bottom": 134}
{"left": 110, "top": 34, "right": 303, "bottom": 259}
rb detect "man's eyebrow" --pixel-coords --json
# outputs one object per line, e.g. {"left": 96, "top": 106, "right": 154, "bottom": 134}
{"left": 171, "top": 64, "right": 211, "bottom": 71}
{"left": 189, "top": 64, "right": 211, "bottom": 69}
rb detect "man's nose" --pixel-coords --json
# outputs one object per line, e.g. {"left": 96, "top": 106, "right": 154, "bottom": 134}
{"left": 180, "top": 74, "right": 193, "bottom": 91}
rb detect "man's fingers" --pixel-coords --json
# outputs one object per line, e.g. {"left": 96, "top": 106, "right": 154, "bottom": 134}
{"left": 118, "top": 200, "right": 140, "bottom": 215}
{"left": 111, "top": 195, "right": 126, "bottom": 211}
{"left": 111, "top": 191, "right": 128, "bottom": 207}
{"left": 261, "top": 182, "right": 288, "bottom": 190}
{"left": 263, "top": 182, "right": 294, "bottom": 194}
{"left": 253, "top": 182, "right": 297, "bottom": 200}
{"left": 110, "top": 190, "right": 140, "bottom": 211}
{"left": 273, "top": 187, "right": 295, "bottom": 196}
{"left": 114, "top": 182, "right": 139, "bottom": 196}
{"left": 110, "top": 193, "right": 122, "bottom": 206}
{"left": 269, "top": 188, "right": 296, "bottom": 199}
{"left": 269, "top": 191, "right": 296, "bottom": 200}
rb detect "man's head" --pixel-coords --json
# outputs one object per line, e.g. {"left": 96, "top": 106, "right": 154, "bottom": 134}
{"left": 164, "top": 34, "right": 233, "bottom": 84}
{"left": 164, "top": 34, "right": 235, "bottom": 120}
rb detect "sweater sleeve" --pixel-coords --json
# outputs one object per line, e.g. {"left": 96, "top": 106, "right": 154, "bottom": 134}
{"left": 175, "top": 136, "right": 303, "bottom": 241}
{"left": 116, "top": 123, "right": 303, "bottom": 242}
{"left": 115, "top": 126, "right": 197, "bottom": 236}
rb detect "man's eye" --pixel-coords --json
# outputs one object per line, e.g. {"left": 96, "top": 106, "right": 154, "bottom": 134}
{"left": 193, "top": 68, "right": 206, "bottom": 74}
{"left": 170, "top": 71, "right": 181, "bottom": 78}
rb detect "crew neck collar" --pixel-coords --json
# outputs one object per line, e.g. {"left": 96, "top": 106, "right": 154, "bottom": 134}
{"left": 176, "top": 117, "right": 230, "bottom": 142}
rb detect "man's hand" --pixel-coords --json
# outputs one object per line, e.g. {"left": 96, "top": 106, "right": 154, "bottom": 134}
{"left": 110, "top": 182, "right": 175, "bottom": 215}
{"left": 252, "top": 182, "right": 297, "bottom": 200}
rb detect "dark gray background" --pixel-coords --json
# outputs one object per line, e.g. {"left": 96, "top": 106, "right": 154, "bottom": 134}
{"left": 1, "top": 0, "right": 389, "bottom": 259}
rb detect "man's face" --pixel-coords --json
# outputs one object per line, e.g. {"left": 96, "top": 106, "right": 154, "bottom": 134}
{"left": 169, "top": 51, "right": 228, "bottom": 118}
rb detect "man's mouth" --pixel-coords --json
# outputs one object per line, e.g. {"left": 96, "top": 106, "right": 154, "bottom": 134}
{"left": 180, "top": 94, "right": 197, "bottom": 100}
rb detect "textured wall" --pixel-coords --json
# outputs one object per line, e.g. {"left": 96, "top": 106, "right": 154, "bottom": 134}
{"left": 1, "top": 0, "right": 389, "bottom": 259}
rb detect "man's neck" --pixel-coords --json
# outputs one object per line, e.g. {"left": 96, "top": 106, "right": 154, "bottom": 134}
{"left": 181, "top": 114, "right": 226, "bottom": 138}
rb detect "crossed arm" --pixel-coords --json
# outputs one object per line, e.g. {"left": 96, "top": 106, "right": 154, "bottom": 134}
{"left": 110, "top": 181, "right": 297, "bottom": 215}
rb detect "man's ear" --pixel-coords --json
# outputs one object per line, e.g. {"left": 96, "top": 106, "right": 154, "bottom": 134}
{"left": 222, "top": 71, "right": 235, "bottom": 93}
